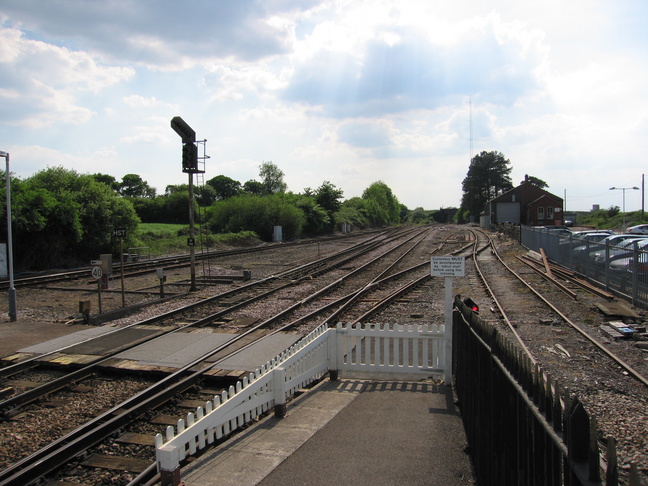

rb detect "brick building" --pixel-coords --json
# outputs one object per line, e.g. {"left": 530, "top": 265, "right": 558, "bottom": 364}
{"left": 480, "top": 175, "right": 564, "bottom": 229}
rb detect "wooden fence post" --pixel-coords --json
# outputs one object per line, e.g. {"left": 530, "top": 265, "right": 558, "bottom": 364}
{"left": 273, "top": 367, "right": 287, "bottom": 418}
{"left": 327, "top": 327, "right": 338, "bottom": 381}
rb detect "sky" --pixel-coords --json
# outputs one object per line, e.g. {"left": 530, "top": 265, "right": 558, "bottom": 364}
{"left": 0, "top": 0, "right": 647, "bottom": 213}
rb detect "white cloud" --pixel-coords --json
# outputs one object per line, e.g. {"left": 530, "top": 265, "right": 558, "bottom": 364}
{"left": 0, "top": 26, "right": 134, "bottom": 127}
{"left": 0, "top": 0, "right": 646, "bottom": 212}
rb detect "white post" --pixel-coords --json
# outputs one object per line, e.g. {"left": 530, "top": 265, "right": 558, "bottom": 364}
{"left": 157, "top": 443, "right": 181, "bottom": 486}
{"left": 431, "top": 256, "right": 464, "bottom": 385}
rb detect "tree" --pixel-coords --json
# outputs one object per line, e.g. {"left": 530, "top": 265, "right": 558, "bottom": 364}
{"left": 335, "top": 197, "right": 370, "bottom": 228}
{"left": 314, "top": 181, "right": 343, "bottom": 213}
{"left": 461, "top": 151, "right": 513, "bottom": 220}
{"left": 259, "top": 161, "right": 287, "bottom": 194}
{"left": 525, "top": 175, "right": 548, "bottom": 189}
{"left": 362, "top": 181, "right": 401, "bottom": 226}
{"left": 165, "top": 184, "right": 188, "bottom": 195}
{"left": 92, "top": 173, "right": 120, "bottom": 191}
{"left": 313, "top": 181, "right": 343, "bottom": 232}
{"left": 3, "top": 167, "right": 139, "bottom": 269}
{"left": 284, "top": 192, "right": 330, "bottom": 236}
{"left": 209, "top": 194, "right": 304, "bottom": 240}
{"left": 119, "top": 174, "right": 156, "bottom": 198}
{"left": 207, "top": 175, "right": 242, "bottom": 200}
{"left": 243, "top": 179, "right": 265, "bottom": 195}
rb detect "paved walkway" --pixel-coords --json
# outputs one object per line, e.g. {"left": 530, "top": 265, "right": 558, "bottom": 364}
{"left": 181, "top": 378, "right": 475, "bottom": 486}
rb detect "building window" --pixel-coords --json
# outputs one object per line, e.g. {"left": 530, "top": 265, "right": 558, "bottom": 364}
{"left": 538, "top": 206, "right": 545, "bottom": 220}
{"left": 547, "top": 206, "right": 554, "bottom": 220}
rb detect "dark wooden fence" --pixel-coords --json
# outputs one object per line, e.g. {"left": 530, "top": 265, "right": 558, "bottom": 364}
{"left": 452, "top": 296, "right": 631, "bottom": 486}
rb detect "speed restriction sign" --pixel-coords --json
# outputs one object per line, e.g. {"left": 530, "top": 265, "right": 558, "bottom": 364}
{"left": 91, "top": 266, "right": 103, "bottom": 280}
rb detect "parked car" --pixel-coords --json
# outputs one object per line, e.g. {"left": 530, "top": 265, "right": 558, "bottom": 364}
{"left": 608, "top": 239, "right": 648, "bottom": 273}
{"left": 626, "top": 224, "right": 648, "bottom": 235}
{"left": 571, "top": 229, "right": 615, "bottom": 236}
{"left": 627, "top": 224, "right": 648, "bottom": 235}
{"left": 570, "top": 232, "right": 618, "bottom": 255}
{"left": 537, "top": 225, "right": 572, "bottom": 236}
{"left": 627, "top": 251, "right": 648, "bottom": 277}
{"left": 587, "top": 235, "right": 648, "bottom": 262}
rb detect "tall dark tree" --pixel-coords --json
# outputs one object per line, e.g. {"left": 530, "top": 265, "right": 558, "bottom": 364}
{"left": 207, "top": 175, "right": 242, "bottom": 200}
{"left": 525, "top": 175, "right": 548, "bottom": 189}
{"left": 92, "top": 173, "right": 120, "bottom": 192}
{"left": 314, "top": 181, "right": 343, "bottom": 231}
{"left": 461, "top": 151, "right": 513, "bottom": 220}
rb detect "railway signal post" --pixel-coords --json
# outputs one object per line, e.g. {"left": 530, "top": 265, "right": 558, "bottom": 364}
{"left": 170, "top": 116, "right": 207, "bottom": 292}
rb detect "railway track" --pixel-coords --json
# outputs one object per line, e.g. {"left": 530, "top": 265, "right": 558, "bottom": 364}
{"left": 471, "top": 228, "right": 647, "bottom": 387}
{"left": 0, "top": 227, "right": 418, "bottom": 407}
{"left": 0, "top": 225, "right": 461, "bottom": 485}
{"left": 0, "top": 230, "right": 385, "bottom": 291}
{"left": 469, "top": 228, "right": 648, "bottom": 482}
{"left": 2, "top": 224, "right": 646, "bottom": 484}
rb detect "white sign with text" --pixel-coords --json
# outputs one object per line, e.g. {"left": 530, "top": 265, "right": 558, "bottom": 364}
{"left": 431, "top": 256, "right": 465, "bottom": 277}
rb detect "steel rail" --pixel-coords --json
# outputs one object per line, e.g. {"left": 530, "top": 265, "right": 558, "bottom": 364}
{"left": 470, "top": 230, "right": 538, "bottom": 365}
{"left": 0, "top": 228, "right": 402, "bottom": 377}
{"left": 0, "top": 228, "right": 415, "bottom": 415}
{"left": 471, "top": 229, "right": 648, "bottom": 388}
{"left": 0, "top": 229, "right": 389, "bottom": 290}
{"left": 0, "top": 226, "right": 427, "bottom": 485}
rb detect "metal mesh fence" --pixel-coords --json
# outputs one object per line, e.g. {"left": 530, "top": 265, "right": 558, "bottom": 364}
{"left": 507, "top": 225, "right": 648, "bottom": 308}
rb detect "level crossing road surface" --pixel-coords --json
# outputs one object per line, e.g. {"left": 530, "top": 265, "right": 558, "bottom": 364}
{"left": 181, "top": 378, "right": 475, "bottom": 486}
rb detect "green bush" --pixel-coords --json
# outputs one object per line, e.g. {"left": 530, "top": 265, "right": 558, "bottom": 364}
{"left": 209, "top": 194, "right": 305, "bottom": 241}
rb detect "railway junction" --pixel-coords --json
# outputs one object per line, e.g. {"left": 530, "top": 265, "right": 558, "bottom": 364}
{"left": 0, "top": 225, "right": 646, "bottom": 486}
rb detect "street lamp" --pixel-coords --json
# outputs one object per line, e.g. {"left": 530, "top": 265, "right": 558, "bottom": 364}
{"left": 609, "top": 186, "right": 640, "bottom": 230}
{"left": 0, "top": 151, "right": 16, "bottom": 321}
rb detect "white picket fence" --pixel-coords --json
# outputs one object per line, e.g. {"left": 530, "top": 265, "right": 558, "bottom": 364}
{"left": 155, "top": 322, "right": 448, "bottom": 483}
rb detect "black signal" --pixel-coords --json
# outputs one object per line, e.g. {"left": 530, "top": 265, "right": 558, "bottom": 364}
{"left": 463, "top": 297, "right": 479, "bottom": 313}
{"left": 182, "top": 142, "right": 198, "bottom": 172}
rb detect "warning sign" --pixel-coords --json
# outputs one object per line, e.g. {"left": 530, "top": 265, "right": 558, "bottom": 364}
{"left": 431, "top": 256, "right": 465, "bottom": 277}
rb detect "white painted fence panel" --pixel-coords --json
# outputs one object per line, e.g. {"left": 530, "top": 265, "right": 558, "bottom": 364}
{"left": 335, "top": 323, "right": 445, "bottom": 380}
{"left": 155, "top": 321, "right": 447, "bottom": 482}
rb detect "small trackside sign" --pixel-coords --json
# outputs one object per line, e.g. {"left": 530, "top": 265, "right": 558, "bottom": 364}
{"left": 431, "top": 256, "right": 465, "bottom": 277}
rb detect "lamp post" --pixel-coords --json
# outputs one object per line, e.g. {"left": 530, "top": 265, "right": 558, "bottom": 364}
{"left": 0, "top": 151, "right": 17, "bottom": 321}
{"left": 609, "top": 186, "right": 639, "bottom": 230}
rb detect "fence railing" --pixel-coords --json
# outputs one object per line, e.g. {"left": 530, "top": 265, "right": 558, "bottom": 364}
{"left": 511, "top": 224, "right": 648, "bottom": 308}
{"left": 453, "top": 297, "right": 630, "bottom": 486}
{"left": 155, "top": 322, "right": 447, "bottom": 485}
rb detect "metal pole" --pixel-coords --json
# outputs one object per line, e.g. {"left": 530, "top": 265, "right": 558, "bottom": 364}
{"left": 188, "top": 171, "right": 197, "bottom": 291}
{"left": 119, "top": 237, "right": 125, "bottom": 307}
{"left": 622, "top": 188, "right": 626, "bottom": 228}
{"left": 2, "top": 152, "right": 17, "bottom": 321}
